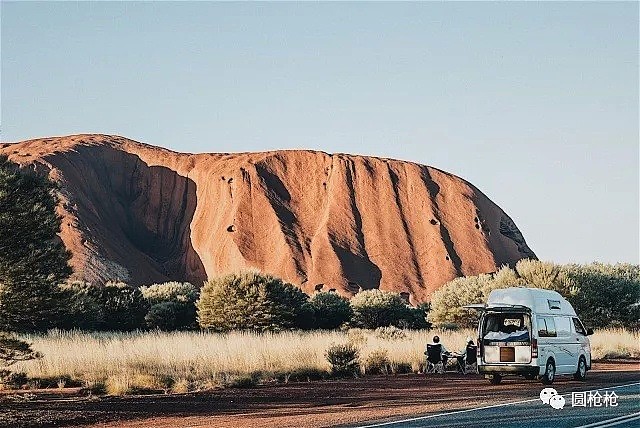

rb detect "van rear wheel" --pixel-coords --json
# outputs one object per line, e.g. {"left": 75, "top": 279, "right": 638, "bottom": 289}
{"left": 541, "top": 359, "right": 555, "bottom": 385}
{"left": 489, "top": 374, "right": 502, "bottom": 385}
{"left": 573, "top": 356, "right": 587, "bottom": 381}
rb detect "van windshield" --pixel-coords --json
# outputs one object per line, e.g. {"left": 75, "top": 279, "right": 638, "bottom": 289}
{"left": 483, "top": 312, "right": 530, "bottom": 343}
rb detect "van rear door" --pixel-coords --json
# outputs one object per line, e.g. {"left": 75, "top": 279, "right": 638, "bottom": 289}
{"left": 481, "top": 311, "right": 532, "bottom": 365}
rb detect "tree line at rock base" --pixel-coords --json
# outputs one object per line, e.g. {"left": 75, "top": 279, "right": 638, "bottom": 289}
{"left": 55, "top": 274, "right": 432, "bottom": 332}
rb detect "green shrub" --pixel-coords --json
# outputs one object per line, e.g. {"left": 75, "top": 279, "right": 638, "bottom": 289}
{"left": 141, "top": 282, "right": 198, "bottom": 330}
{"left": 145, "top": 302, "right": 179, "bottom": 330}
{"left": 349, "top": 289, "right": 409, "bottom": 329}
{"left": 197, "top": 271, "right": 308, "bottom": 332}
{"left": 63, "top": 281, "right": 148, "bottom": 331}
{"left": 325, "top": 343, "right": 360, "bottom": 377}
{"left": 99, "top": 282, "right": 148, "bottom": 331}
{"left": 296, "top": 301, "right": 317, "bottom": 330}
{"left": 306, "top": 292, "right": 352, "bottom": 329}
{"left": 398, "top": 304, "right": 431, "bottom": 329}
{"left": 561, "top": 263, "right": 640, "bottom": 329}
{"left": 429, "top": 261, "right": 640, "bottom": 329}
{"left": 429, "top": 264, "right": 566, "bottom": 327}
{"left": 514, "top": 259, "right": 561, "bottom": 290}
{"left": 429, "top": 274, "right": 491, "bottom": 328}
{"left": 60, "top": 281, "right": 104, "bottom": 330}
{"left": 364, "top": 349, "right": 390, "bottom": 375}
{"left": 140, "top": 282, "right": 198, "bottom": 304}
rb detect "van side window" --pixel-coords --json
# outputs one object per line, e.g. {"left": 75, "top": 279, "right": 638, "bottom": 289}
{"left": 537, "top": 316, "right": 557, "bottom": 337}
{"left": 572, "top": 317, "right": 586, "bottom": 335}
{"left": 554, "top": 317, "right": 571, "bottom": 336}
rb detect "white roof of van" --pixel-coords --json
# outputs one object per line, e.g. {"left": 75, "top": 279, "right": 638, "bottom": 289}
{"left": 487, "top": 287, "right": 576, "bottom": 316}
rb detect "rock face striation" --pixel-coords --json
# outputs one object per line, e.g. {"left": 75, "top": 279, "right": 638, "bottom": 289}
{"left": 0, "top": 134, "right": 536, "bottom": 302}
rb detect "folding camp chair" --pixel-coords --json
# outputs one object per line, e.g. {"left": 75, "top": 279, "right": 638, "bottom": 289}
{"left": 425, "top": 344, "right": 445, "bottom": 374}
{"left": 464, "top": 344, "right": 478, "bottom": 374}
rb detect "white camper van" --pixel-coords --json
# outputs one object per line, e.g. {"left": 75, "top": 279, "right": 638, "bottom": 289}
{"left": 471, "top": 287, "right": 593, "bottom": 385}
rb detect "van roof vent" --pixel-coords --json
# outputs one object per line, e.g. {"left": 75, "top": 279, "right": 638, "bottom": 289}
{"left": 547, "top": 299, "right": 561, "bottom": 310}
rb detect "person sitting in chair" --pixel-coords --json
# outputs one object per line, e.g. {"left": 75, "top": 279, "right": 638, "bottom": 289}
{"left": 456, "top": 337, "right": 475, "bottom": 371}
{"left": 429, "top": 335, "right": 449, "bottom": 367}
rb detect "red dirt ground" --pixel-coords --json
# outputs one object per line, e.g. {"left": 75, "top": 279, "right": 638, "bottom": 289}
{"left": 1, "top": 362, "right": 637, "bottom": 428}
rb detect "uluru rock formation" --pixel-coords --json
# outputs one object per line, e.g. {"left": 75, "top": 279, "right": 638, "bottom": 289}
{"left": 0, "top": 134, "right": 536, "bottom": 302}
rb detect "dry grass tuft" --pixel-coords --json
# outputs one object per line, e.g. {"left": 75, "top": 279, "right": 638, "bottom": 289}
{"left": 590, "top": 328, "right": 640, "bottom": 360}
{"left": 171, "top": 378, "right": 190, "bottom": 394}
{"left": 105, "top": 374, "right": 132, "bottom": 396}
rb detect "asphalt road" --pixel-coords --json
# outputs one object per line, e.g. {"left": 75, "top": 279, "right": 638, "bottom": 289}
{"left": 353, "top": 382, "right": 640, "bottom": 428}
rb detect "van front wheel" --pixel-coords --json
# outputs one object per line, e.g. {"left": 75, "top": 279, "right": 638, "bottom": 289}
{"left": 573, "top": 356, "right": 587, "bottom": 381}
{"left": 489, "top": 374, "right": 502, "bottom": 385}
{"left": 541, "top": 359, "right": 555, "bottom": 385}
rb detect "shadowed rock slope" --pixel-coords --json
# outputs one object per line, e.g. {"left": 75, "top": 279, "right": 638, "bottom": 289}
{"left": 0, "top": 134, "right": 535, "bottom": 302}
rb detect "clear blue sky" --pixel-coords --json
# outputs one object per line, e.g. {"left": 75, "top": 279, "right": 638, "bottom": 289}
{"left": 2, "top": 1, "right": 638, "bottom": 264}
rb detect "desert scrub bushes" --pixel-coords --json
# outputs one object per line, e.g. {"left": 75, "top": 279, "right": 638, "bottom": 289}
{"left": 60, "top": 281, "right": 105, "bottom": 330}
{"left": 350, "top": 289, "right": 404, "bottom": 328}
{"left": 429, "top": 260, "right": 640, "bottom": 329}
{"left": 62, "top": 281, "right": 148, "bottom": 331}
{"left": 350, "top": 289, "right": 428, "bottom": 329}
{"left": 562, "top": 263, "right": 640, "bottom": 329}
{"left": 364, "top": 349, "right": 391, "bottom": 375}
{"left": 304, "top": 292, "right": 352, "bottom": 329}
{"left": 428, "top": 274, "right": 490, "bottom": 328}
{"left": 325, "top": 343, "right": 359, "bottom": 377}
{"left": 141, "top": 282, "right": 198, "bottom": 330}
{"left": 196, "top": 274, "right": 426, "bottom": 331}
{"left": 60, "top": 272, "right": 429, "bottom": 332}
{"left": 197, "top": 271, "right": 308, "bottom": 331}
{"left": 62, "top": 280, "right": 197, "bottom": 331}
{"left": 141, "top": 282, "right": 198, "bottom": 305}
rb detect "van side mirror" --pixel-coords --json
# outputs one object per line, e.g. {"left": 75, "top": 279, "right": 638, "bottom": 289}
{"left": 586, "top": 328, "right": 594, "bottom": 336}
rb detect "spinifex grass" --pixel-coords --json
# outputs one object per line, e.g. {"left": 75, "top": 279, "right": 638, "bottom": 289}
{"left": 14, "top": 328, "right": 637, "bottom": 395}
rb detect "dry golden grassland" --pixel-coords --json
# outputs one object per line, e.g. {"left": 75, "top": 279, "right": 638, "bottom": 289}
{"left": 13, "top": 328, "right": 638, "bottom": 395}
